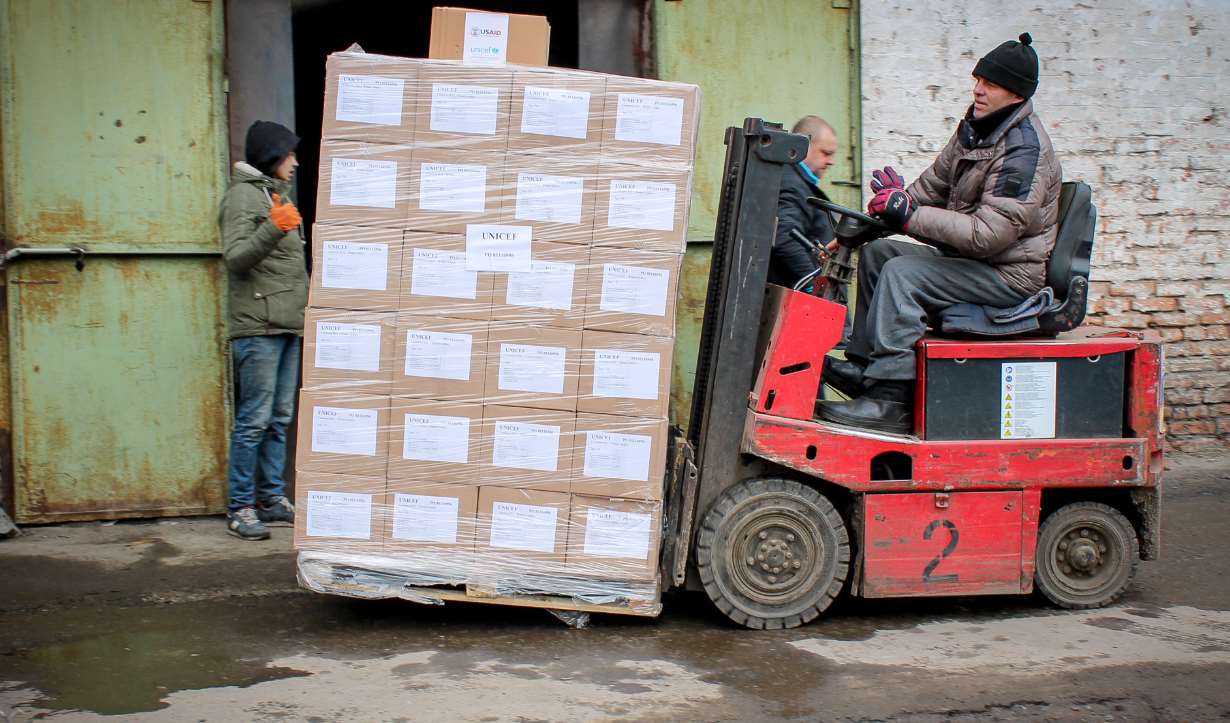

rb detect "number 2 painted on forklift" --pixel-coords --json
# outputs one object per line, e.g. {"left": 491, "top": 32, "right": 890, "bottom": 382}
{"left": 922, "top": 519, "right": 960, "bottom": 583}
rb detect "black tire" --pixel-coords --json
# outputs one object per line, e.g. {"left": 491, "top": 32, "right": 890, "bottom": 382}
{"left": 695, "top": 477, "right": 850, "bottom": 630}
{"left": 1035, "top": 501, "right": 1138, "bottom": 609}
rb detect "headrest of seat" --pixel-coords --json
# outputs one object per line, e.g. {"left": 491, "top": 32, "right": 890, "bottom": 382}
{"left": 1046, "top": 181, "right": 1096, "bottom": 298}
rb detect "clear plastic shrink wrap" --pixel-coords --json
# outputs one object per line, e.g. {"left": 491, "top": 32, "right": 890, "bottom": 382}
{"left": 295, "top": 47, "right": 699, "bottom": 617}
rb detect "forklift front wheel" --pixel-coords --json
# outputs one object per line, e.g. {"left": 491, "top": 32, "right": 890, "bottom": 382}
{"left": 1035, "top": 501, "right": 1139, "bottom": 609}
{"left": 696, "top": 478, "right": 850, "bottom": 630}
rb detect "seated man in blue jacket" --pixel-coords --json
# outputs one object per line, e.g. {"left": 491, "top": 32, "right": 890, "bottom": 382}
{"left": 767, "top": 115, "right": 838, "bottom": 288}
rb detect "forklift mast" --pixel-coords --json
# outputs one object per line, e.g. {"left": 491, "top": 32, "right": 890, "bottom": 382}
{"left": 661, "top": 119, "right": 808, "bottom": 588}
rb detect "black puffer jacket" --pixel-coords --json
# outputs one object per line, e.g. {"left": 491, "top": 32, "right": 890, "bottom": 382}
{"left": 769, "top": 163, "right": 835, "bottom": 287}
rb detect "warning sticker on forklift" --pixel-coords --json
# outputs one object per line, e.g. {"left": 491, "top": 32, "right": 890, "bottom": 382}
{"left": 1000, "top": 362, "right": 1056, "bottom": 439}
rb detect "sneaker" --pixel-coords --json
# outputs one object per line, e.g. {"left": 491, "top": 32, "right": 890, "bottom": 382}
{"left": 257, "top": 495, "right": 295, "bottom": 524}
{"left": 227, "top": 506, "right": 270, "bottom": 540}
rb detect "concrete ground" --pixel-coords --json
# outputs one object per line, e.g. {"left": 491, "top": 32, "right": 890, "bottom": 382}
{"left": 1, "top": 452, "right": 1227, "bottom": 722}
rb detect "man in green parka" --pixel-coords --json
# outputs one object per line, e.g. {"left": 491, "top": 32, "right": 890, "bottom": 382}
{"left": 219, "top": 120, "right": 309, "bottom": 540}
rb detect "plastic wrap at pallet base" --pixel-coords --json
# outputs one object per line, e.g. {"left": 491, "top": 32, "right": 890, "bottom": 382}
{"left": 578, "top": 329, "right": 673, "bottom": 420}
{"left": 302, "top": 307, "right": 396, "bottom": 395}
{"left": 393, "top": 314, "right": 489, "bottom": 401}
{"left": 428, "top": 7, "right": 551, "bottom": 67}
{"left": 310, "top": 223, "right": 404, "bottom": 311}
{"left": 571, "top": 412, "right": 668, "bottom": 501}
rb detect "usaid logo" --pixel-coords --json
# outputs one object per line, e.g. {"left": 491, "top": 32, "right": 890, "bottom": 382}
{"left": 470, "top": 27, "right": 503, "bottom": 37}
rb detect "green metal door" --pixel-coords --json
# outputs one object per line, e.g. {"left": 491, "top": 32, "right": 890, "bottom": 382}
{"left": 654, "top": 0, "right": 863, "bottom": 429}
{"left": 0, "top": 0, "right": 231, "bottom": 522}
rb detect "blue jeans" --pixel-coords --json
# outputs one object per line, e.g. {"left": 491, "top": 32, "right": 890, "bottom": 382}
{"left": 228, "top": 334, "right": 300, "bottom": 511}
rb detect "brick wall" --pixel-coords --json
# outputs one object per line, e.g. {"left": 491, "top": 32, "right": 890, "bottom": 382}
{"left": 861, "top": 2, "right": 1230, "bottom": 451}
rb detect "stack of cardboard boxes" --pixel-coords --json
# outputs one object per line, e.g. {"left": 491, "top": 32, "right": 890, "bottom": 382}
{"left": 292, "top": 37, "right": 699, "bottom": 608}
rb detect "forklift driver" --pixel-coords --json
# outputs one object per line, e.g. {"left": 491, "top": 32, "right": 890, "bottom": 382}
{"left": 818, "top": 33, "right": 1062, "bottom": 434}
{"left": 767, "top": 115, "right": 838, "bottom": 288}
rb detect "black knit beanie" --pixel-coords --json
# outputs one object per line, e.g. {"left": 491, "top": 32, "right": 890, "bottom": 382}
{"left": 973, "top": 33, "right": 1039, "bottom": 99}
{"left": 244, "top": 120, "right": 300, "bottom": 177}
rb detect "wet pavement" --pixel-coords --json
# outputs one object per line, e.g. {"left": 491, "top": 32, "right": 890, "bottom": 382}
{"left": 1, "top": 452, "right": 1228, "bottom": 722}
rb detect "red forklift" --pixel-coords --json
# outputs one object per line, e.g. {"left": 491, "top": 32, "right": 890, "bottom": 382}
{"left": 659, "top": 119, "right": 1164, "bottom": 629}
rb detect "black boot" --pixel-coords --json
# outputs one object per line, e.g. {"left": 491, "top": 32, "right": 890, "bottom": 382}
{"left": 822, "top": 356, "right": 868, "bottom": 398}
{"left": 817, "top": 380, "right": 914, "bottom": 434}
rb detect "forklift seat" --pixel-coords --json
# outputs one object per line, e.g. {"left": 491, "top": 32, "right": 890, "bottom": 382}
{"left": 936, "top": 181, "right": 1097, "bottom": 337}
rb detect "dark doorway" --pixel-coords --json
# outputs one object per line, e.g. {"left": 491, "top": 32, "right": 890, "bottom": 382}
{"left": 291, "top": 1, "right": 580, "bottom": 248}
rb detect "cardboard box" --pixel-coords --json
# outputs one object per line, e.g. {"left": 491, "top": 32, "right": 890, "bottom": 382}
{"left": 499, "top": 153, "right": 598, "bottom": 245}
{"left": 302, "top": 308, "right": 397, "bottom": 395}
{"left": 476, "top": 486, "right": 570, "bottom": 566}
{"left": 382, "top": 481, "right": 478, "bottom": 564}
{"left": 507, "top": 68, "right": 605, "bottom": 154}
{"left": 407, "top": 148, "right": 508, "bottom": 233}
{"left": 571, "top": 413, "right": 668, "bottom": 500}
{"left": 478, "top": 405, "right": 575, "bottom": 492}
{"left": 428, "top": 7, "right": 551, "bottom": 66}
{"left": 565, "top": 495, "right": 663, "bottom": 580}
{"left": 599, "top": 76, "right": 700, "bottom": 168}
{"left": 387, "top": 398, "right": 484, "bottom": 481}
{"left": 578, "top": 330, "right": 674, "bottom": 420}
{"left": 490, "top": 241, "right": 589, "bottom": 329}
{"left": 581, "top": 248, "right": 682, "bottom": 337}
{"left": 484, "top": 323, "right": 582, "bottom": 411}
{"left": 392, "top": 314, "right": 489, "bottom": 401}
{"left": 316, "top": 140, "right": 414, "bottom": 227}
{"left": 310, "top": 224, "right": 404, "bottom": 312}
{"left": 294, "top": 472, "right": 386, "bottom": 552}
{"left": 399, "top": 232, "right": 495, "bottom": 320}
{"left": 412, "top": 62, "right": 512, "bottom": 153}
{"left": 322, "top": 51, "right": 419, "bottom": 144}
{"left": 296, "top": 390, "right": 391, "bottom": 478}
{"left": 591, "top": 161, "right": 691, "bottom": 253}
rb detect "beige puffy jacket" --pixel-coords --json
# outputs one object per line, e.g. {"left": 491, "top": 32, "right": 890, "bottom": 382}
{"left": 906, "top": 101, "right": 1063, "bottom": 296}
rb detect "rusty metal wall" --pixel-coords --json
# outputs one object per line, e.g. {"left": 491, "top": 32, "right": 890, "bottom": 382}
{"left": 652, "top": 0, "right": 862, "bottom": 429}
{"left": 0, "top": 0, "right": 231, "bottom": 522}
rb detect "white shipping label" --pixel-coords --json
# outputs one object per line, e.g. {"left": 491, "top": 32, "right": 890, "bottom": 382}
{"left": 489, "top": 501, "right": 558, "bottom": 552}
{"left": 402, "top": 413, "right": 470, "bottom": 463}
{"left": 583, "top": 507, "right": 652, "bottom": 560}
{"left": 430, "top": 84, "right": 500, "bottom": 134}
{"left": 614, "top": 93, "right": 685, "bottom": 146}
{"left": 1000, "top": 362, "right": 1057, "bottom": 439}
{"left": 314, "top": 322, "right": 382, "bottom": 372}
{"left": 606, "top": 180, "right": 677, "bottom": 231}
{"left": 321, "top": 241, "right": 389, "bottom": 291}
{"left": 404, "top": 330, "right": 473, "bottom": 381}
{"left": 419, "top": 163, "right": 487, "bottom": 213}
{"left": 505, "top": 260, "right": 575, "bottom": 311}
{"left": 392, "top": 493, "right": 460, "bottom": 544}
{"left": 465, "top": 225, "right": 533, "bottom": 272}
{"left": 409, "top": 248, "right": 478, "bottom": 300}
{"left": 306, "top": 490, "right": 373, "bottom": 539}
{"left": 311, "top": 406, "right": 378, "bottom": 456}
{"left": 491, "top": 421, "right": 561, "bottom": 472}
{"left": 599, "top": 264, "right": 670, "bottom": 317}
{"left": 592, "top": 349, "right": 660, "bottom": 400}
{"left": 330, "top": 158, "right": 398, "bottom": 209}
{"left": 498, "top": 343, "right": 566, "bottom": 394}
{"left": 520, "top": 86, "right": 591, "bottom": 139}
{"left": 514, "top": 173, "right": 584, "bottom": 225}
{"left": 462, "top": 11, "right": 509, "bottom": 64}
{"left": 583, "top": 431, "right": 653, "bottom": 482}
{"left": 336, "top": 74, "right": 404, "bottom": 126}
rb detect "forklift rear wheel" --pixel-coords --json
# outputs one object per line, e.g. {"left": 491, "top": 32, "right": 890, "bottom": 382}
{"left": 696, "top": 478, "right": 850, "bottom": 630}
{"left": 1035, "top": 501, "right": 1138, "bottom": 609}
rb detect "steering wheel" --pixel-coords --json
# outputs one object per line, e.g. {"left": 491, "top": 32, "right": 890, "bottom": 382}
{"left": 806, "top": 196, "right": 891, "bottom": 231}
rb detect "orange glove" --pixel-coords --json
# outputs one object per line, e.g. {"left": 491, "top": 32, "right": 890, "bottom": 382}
{"left": 269, "top": 193, "right": 302, "bottom": 232}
